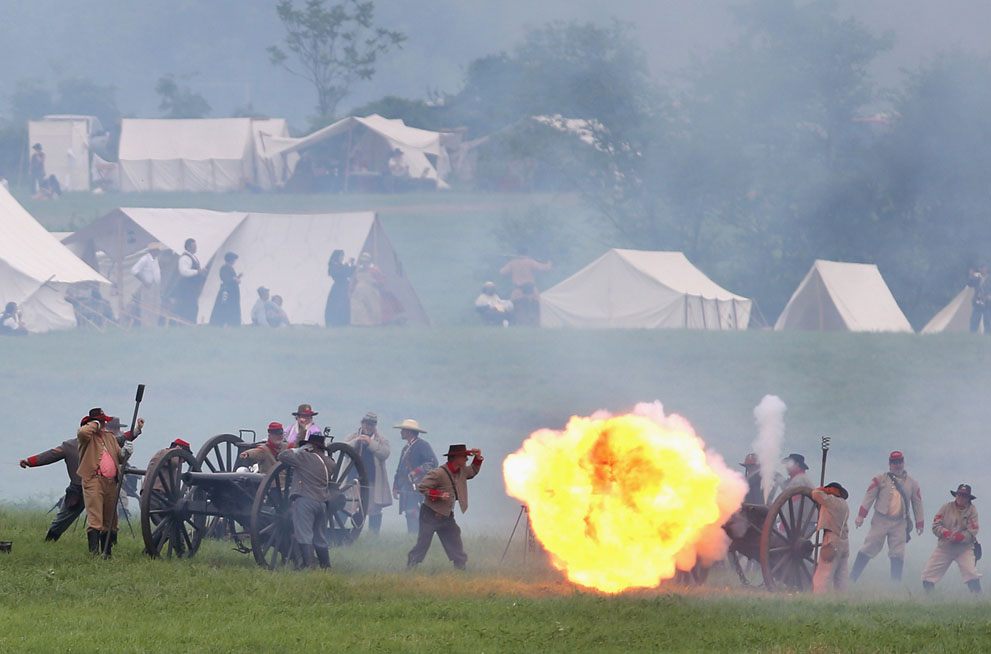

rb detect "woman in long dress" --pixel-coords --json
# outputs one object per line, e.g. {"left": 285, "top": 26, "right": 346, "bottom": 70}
{"left": 324, "top": 249, "right": 354, "bottom": 326}
{"left": 209, "top": 252, "right": 242, "bottom": 326}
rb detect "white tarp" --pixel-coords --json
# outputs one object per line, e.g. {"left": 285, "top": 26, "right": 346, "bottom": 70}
{"left": 921, "top": 287, "right": 975, "bottom": 334}
{"left": 774, "top": 259, "right": 913, "bottom": 332}
{"left": 0, "top": 186, "right": 108, "bottom": 331}
{"left": 266, "top": 114, "right": 451, "bottom": 189}
{"left": 62, "top": 208, "right": 428, "bottom": 326}
{"left": 540, "top": 249, "right": 753, "bottom": 329}
{"left": 118, "top": 118, "right": 289, "bottom": 192}
{"left": 28, "top": 117, "right": 91, "bottom": 191}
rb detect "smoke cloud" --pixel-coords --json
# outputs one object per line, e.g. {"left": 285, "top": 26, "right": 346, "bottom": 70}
{"left": 752, "top": 394, "right": 787, "bottom": 502}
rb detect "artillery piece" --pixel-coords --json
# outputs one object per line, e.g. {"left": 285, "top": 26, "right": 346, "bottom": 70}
{"left": 722, "top": 486, "right": 821, "bottom": 591}
{"left": 139, "top": 432, "right": 369, "bottom": 568}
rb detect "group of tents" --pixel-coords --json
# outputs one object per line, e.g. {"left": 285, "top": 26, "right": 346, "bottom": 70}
{"left": 537, "top": 248, "right": 971, "bottom": 334}
{"left": 0, "top": 186, "right": 428, "bottom": 332}
{"left": 27, "top": 114, "right": 456, "bottom": 194}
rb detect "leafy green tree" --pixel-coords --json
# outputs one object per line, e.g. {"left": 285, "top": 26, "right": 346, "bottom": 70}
{"left": 155, "top": 73, "right": 211, "bottom": 118}
{"left": 6, "top": 78, "right": 54, "bottom": 123}
{"left": 267, "top": 0, "right": 406, "bottom": 119}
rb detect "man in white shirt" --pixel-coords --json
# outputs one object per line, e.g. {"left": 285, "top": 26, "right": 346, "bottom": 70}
{"left": 251, "top": 286, "right": 276, "bottom": 326}
{"left": 131, "top": 242, "right": 162, "bottom": 327}
{"left": 474, "top": 281, "right": 513, "bottom": 326}
{"left": 173, "top": 238, "right": 206, "bottom": 324}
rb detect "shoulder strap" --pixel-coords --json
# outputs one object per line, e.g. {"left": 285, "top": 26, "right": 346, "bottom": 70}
{"left": 306, "top": 449, "right": 330, "bottom": 485}
{"left": 887, "top": 472, "right": 910, "bottom": 518}
{"left": 441, "top": 465, "right": 459, "bottom": 502}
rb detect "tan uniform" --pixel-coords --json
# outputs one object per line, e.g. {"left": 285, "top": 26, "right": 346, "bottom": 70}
{"left": 857, "top": 470, "right": 924, "bottom": 560}
{"left": 344, "top": 429, "right": 392, "bottom": 512}
{"left": 77, "top": 421, "right": 126, "bottom": 532}
{"left": 921, "top": 500, "right": 981, "bottom": 583}
{"left": 784, "top": 471, "right": 813, "bottom": 490}
{"left": 812, "top": 488, "right": 850, "bottom": 593}
{"left": 240, "top": 442, "right": 286, "bottom": 475}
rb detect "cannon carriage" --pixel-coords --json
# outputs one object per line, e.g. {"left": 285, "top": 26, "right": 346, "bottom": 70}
{"left": 720, "top": 486, "right": 821, "bottom": 591}
{"left": 139, "top": 431, "right": 370, "bottom": 567}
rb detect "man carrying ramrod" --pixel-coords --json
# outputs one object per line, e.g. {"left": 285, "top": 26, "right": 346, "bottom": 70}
{"left": 77, "top": 408, "right": 137, "bottom": 556}
{"left": 850, "top": 450, "right": 924, "bottom": 583}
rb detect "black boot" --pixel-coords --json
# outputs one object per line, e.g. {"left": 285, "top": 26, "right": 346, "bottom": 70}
{"left": 102, "top": 532, "right": 113, "bottom": 558}
{"left": 87, "top": 530, "right": 101, "bottom": 554}
{"left": 890, "top": 558, "right": 904, "bottom": 582}
{"left": 967, "top": 579, "right": 982, "bottom": 594}
{"left": 923, "top": 581, "right": 935, "bottom": 594}
{"left": 850, "top": 552, "right": 871, "bottom": 582}
{"left": 298, "top": 544, "right": 315, "bottom": 569}
{"left": 44, "top": 529, "right": 60, "bottom": 542}
{"left": 369, "top": 513, "right": 382, "bottom": 535}
{"left": 315, "top": 547, "right": 331, "bottom": 569}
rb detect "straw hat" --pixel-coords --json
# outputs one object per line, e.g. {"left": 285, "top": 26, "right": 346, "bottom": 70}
{"left": 393, "top": 418, "right": 426, "bottom": 433}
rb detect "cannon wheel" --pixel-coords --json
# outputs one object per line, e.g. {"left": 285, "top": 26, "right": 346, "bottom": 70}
{"left": 325, "top": 442, "right": 369, "bottom": 546}
{"left": 760, "top": 486, "right": 820, "bottom": 591}
{"left": 250, "top": 462, "right": 297, "bottom": 569}
{"left": 194, "top": 433, "right": 253, "bottom": 545}
{"left": 140, "top": 447, "right": 204, "bottom": 558}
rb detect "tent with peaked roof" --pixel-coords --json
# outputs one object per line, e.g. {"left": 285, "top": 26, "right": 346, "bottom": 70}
{"left": 264, "top": 114, "right": 452, "bottom": 190}
{"left": 774, "top": 259, "right": 913, "bottom": 332}
{"left": 539, "top": 249, "right": 753, "bottom": 329}
{"left": 118, "top": 118, "right": 290, "bottom": 192}
{"left": 0, "top": 186, "right": 108, "bottom": 331}
{"left": 62, "top": 208, "right": 428, "bottom": 326}
{"left": 921, "top": 287, "right": 976, "bottom": 334}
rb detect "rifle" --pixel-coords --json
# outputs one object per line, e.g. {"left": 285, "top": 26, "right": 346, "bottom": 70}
{"left": 104, "top": 383, "right": 144, "bottom": 558}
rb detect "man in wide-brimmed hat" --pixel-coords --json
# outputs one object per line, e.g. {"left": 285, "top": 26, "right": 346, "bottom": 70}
{"left": 779, "top": 453, "right": 813, "bottom": 492}
{"left": 345, "top": 412, "right": 391, "bottom": 534}
{"left": 850, "top": 450, "right": 925, "bottom": 583}
{"left": 922, "top": 484, "right": 981, "bottom": 594}
{"left": 278, "top": 429, "right": 336, "bottom": 569}
{"left": 740, "top": 453, "right": 765, "bottom": 505}
{"left": 812, "top": 482, "right": 850, "bottom": 593}
{"left": 76, "top": 408, "right": 139, "bottom": 556}
{"left": 20, "top": 414, "right": 142, "bottom": 542}
{"left": 407, "top": 443, "right": 484, "bottom": 570}
{"left": 286, "top": 404, "right": 322, "bottom": 447}
{"left": 392, "top": 419, "right": 437, "bottom": 534}
{"left": 240, "top": 422, "right": 288, "bottom": 474}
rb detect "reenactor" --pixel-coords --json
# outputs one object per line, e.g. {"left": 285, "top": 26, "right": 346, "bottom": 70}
{"left": 344, "top": 412, "right": 392, "bottom": 534}
{"left": 740, "top": 453, "right": 765, "bottom": 505}
{"left": 392, "top": 419, "right": 437, "bottom": 534}
{"left": 20, "top": 416, "right": 142, "bottom": 542}
{"left": 922, "top": 483, "right": 981, "bottom": 594}
{"left": 780, "top": 453, "right": 813, "bottom": 490}
{"left": 850, "top": 451, "right": 924, "bottom": 583}
{"left": 811, "top": 482, "right": 850, "bottom": 593}
{"left": 77, "top": 408, "right": 137, "bottom": 556}
{"left": 278, "top": 429, "right": 336, "bottom": 569}
{"left": 407, "top": 444, "right": 483, "bottom": 570}
{"left": 239, "top": 422, "right": 288, "bottom": 474}
{"left": 285, "top": 403, "right": 321, "bottom": 447}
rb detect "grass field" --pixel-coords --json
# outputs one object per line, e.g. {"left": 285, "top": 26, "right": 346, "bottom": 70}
{"left": 1, "top": 509, "right": 989, "bottom": 654}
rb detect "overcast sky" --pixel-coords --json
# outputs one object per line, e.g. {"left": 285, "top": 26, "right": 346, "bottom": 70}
{"left": 1, "top": 0, "right": 989, "bottom": 127}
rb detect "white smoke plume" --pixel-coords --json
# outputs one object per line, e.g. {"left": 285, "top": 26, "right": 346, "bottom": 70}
{"left": 752, "top": 395, "right": 787, "bottom": 502}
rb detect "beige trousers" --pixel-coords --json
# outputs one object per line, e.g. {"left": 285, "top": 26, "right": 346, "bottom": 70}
{"left": 859, "top": 513, "right": 908, "bottom": 559}
{"left": 921, "top": 543, "right": 981, "bottom": 583}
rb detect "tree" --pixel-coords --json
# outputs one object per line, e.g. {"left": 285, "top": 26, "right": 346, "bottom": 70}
{"left": 54, "top": 77, "right": 120, "bottom": 128}
{"left": 267, "top": 0, "right": 406, "bottom": 119}
{"left": 155, "top": 73, "right": 211, "bottom": 118}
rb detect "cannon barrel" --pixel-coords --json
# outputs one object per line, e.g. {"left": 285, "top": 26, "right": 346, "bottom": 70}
{"left": 182, "top": 470, "right": 265, "bottom": 486}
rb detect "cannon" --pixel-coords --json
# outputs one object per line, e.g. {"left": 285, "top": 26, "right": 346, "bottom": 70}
{"left": 139, "top": 432, "right": 369, "bottom": 567}
{"left": 720, "top": 486, "right": 820, "bottom": 591}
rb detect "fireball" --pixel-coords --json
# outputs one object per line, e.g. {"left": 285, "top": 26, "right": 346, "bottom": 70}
{"left": 503, "top": 401, "right": 746, "bottom": 594}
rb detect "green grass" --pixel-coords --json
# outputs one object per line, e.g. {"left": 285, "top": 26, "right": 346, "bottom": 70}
{"left": 0, "top": 510, "right": 988, "bottom": 653}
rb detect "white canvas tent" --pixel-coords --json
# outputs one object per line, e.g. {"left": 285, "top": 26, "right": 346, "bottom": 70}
{"left": 118, "top": 118, "right": 289, "bottom": 192}
{"left": 921, "top": 287, "right": 975, "bottom": 334}
{"left": 774, "top": 259, "right": 913, "bottom": 332}
{"left": 539, "top": 249, "right": 753, "bottom": 329}
{"left": 0, "top": 186, "right": 108, "bottom": 331}
{"left": 28, "top": 115, "right": 102, "bottom": 191}
{"left": 265, "top": 114, "right": 451, "bottom": 190}
{"left": 62, "top": 208, "right": 428, "bottom": 326}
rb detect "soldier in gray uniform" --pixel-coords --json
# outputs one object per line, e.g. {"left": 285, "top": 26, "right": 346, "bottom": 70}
{"left": 850, "top": 450, "right": 924, "bottom": 583}
{"left": 278, "top": 429, "right": 337, "bottom": 569}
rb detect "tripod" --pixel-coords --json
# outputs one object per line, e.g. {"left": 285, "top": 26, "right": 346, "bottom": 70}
{"left": 500, "top": 504, "right": 537, "bottom": 563}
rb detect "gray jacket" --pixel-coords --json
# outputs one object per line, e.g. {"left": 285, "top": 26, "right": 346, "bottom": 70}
{"left": 278, "top": 445, "right": 335, "bottom": 503}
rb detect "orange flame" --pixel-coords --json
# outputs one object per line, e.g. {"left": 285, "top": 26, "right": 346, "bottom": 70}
{"left": 503, "top": 402, "right": 746, "bottom": 594}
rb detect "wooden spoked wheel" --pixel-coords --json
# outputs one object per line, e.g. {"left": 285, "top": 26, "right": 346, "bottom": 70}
{"left": 760, "top": 486, "right": 820, "bottom": 591}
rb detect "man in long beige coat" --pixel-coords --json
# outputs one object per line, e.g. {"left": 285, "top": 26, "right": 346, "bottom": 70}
{"left": 850, "top": 451, "right": 925, "bottom": 583}
{"left": 344, "top": 412, "right": 391, "bottom": 534}
{"left": 922, "top": 484, "right": 981, "bottom": 594}
{"left": 407, "top": 444, "right": 483, "bottom": 569}
{"left": 77, "top": 408, "right": 136, "bottom": 556}
{"left": 812, "top": 483, "right": 850, "bottom": 593}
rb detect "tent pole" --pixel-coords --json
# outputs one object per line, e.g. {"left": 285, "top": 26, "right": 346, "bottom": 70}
{"left": 344, "top": 125, "right": 353, "bottom": 193}
{"left": 116, "top": 213, "right": 124, "bottom": 317}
